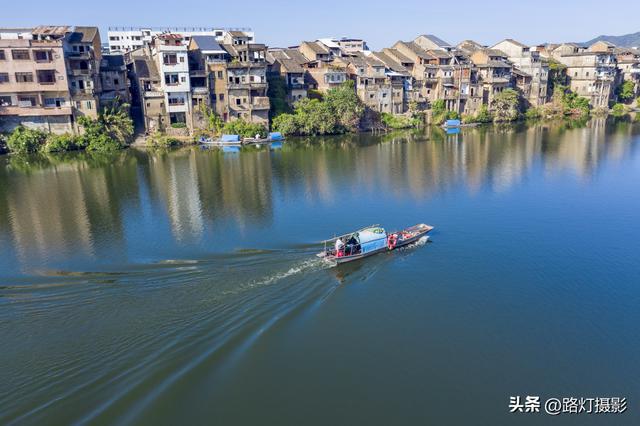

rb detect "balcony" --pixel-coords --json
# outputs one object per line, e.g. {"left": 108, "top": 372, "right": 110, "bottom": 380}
{"left": 69, "top": 68, "right": 92, "bottom": 76}
{"left": 440, "top": 76, "right": 454, "bottom": 85}
{"left": 143, "top": 90, "right": 164, "bottom": 98}
{"left": 228, "top": 81, "right": 267, "bottom": 90}
{"left": 251, "top": 96, "right": 270, "bottom": 110}
{"left": 0, "top": 105, "right": 72, "bottom": 116}
{"left": 67, "top": 51, "right": 92, "bottom": 60}
{"left": 487, "top": 75, "right": 511, "bottom": 84}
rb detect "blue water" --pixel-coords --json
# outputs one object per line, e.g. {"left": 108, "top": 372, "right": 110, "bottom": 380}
{"left": 0, "top": 120, "right": 639, "bottom": 424}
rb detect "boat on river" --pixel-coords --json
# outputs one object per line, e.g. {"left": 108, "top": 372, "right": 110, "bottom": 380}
{"left": 200, "top": 132, "right": 285, "bottom": 146}
{"left": 318, "top": 223, "right": 433, "bottom": 264}
{"left": 199, "top": 134, "right": 243, "bottom": 146}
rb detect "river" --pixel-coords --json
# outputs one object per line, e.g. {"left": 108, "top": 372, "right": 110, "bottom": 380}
{"left": 1, "top": 120, "right": 639, "bottom": 425}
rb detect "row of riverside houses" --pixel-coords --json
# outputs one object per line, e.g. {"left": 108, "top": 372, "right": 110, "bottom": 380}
{"left": 126, "top": 30, "right": 269, "bottom": 135}
{"left": 0, "top": 25, "right": 267, "bottom": 136}
{"left": 2, "top": 28, "right": 640, "bottom": 136}
{"left": 0, "top": 26, "right": 129, "bottom": 133}
{"left": 268, "top": 35, "right": 640, "bottom": 117}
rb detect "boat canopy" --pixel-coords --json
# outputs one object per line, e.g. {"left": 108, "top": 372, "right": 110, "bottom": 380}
{"left": 221, "top": 134, "right": 240, "bottom": 142}
{"left": 357, "top": 227, "right": 387, "bottom": 253}
{"left": 445, "top": 119, "right": 461, "bottom": 127}
{"left": 269, "top": 132, "right": 284, "bottom": 141}
{"left": 357, "top": 227, "right": 386, "bottom": 243}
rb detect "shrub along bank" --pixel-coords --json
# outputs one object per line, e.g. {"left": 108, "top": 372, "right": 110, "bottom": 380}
{"left": 3, "top": 103, "right": 133, "bottom": 154}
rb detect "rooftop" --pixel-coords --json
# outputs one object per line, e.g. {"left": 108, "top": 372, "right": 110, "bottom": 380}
{"left": 190, "top": 35, "right": 225, "bottom": 52}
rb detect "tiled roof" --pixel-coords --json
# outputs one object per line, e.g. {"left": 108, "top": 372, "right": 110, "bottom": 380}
{"left": 268, "top": 48, "right": 308, "bottom": 72}
{"left": 370, "top": 51, "right": 409, "bottom": 74}
{"left": 417, "top": 34, "right": 451, "bottom": 48}
{"left": 383, "top": 48, "right": 414, "bottom": 64}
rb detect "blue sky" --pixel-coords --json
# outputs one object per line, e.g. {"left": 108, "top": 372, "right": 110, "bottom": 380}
{"left": 3, "top": 0, "right": 639, "bottom": 49}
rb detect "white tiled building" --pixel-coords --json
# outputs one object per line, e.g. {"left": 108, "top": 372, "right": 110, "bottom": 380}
{"left": 107, "top": 27, "right": 253, "bottom": 53}
{"left": 152, "top": 34, "right": 192, "bottom": 126}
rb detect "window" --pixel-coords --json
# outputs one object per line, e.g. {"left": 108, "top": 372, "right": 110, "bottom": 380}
{"left": 114, "top": 78, "right": 119, "bottom": 86}
{"left": 169, "top": 97, "right": 184, "bottom": 105}
{"left": 179, "top": 56, "right": 184, "bottom": 63}
{"left": 44, "top": 97, "right": 64, "bottom": 107}
{"left": 34, "top": 50, "right": 51, "bottom": 62}
{"left": 86, "top": 101, "right": 92, "bottom": 110}
{"left": 0, "top": 50, "right": 5, "bottom": 60}
{"left": 180, "top": 76, "right": 186, "bottom": 83}
{"left": 37, "top": 70, "right": 56, "bottom": 84}
{"left": 0, "top": 73, "right": 9, "bottom": 83}
{"left": 217, "top": 71, "right": 223, "bottom": 79}
{"left": 236, "top": 98, "right": 241, "bottom": 105}
{"left": 12, "top": 49, "right": 30, "bottom": 60}
{"left": 165, "top": 74, "right": 179, "bottom": 85}
{"left": 164, "top": 53, "right": 178, "bottom": 65}
{"left": 18, "top": 96, "right": 36, "bottom": 107}
{"left": 219, "top": 94, "right": 224, "bottom": 101}
{"left": 0, "top": 95, "right": 12, "bottom": 106}
{"left": 15, "top": 72, "right": 34, "bottom": 83}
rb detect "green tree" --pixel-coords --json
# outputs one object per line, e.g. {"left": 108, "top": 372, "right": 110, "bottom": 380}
{"left": 611, "top": 103, "right": 627, "bottom": 118}
{"left": 271, "top": 81, "right": 364, "bottom": 136}
{"left": 492, "top": 89, "right": 521, "bottom": 122}
{"left": 617, "top": 80, "right": 636, "bottom": 102}
{"left": 475, "top": 104, "right": 492, "bottom": 123}
{"left": 6, "top": 126, "right": 48, "bottom": 154}
{"left": 77, "top": 103, "right": 133, "bottom": 152}
{"left": 41, "top": 133, "right": 80, "bottom": 153}
{"left": 222, "top": 119, "right": 267, "bottom": 138}
{"left": 267, "top": 73, "right": 291, "bottom": 118}
{"left": 548, "top": 59, "right": 567, "bottom": 96}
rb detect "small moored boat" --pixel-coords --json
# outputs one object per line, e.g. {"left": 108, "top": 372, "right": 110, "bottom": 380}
{"left": 199, "top": 134, "right": 242, "bottom": 146}
{"left": 318, "top": 223, "right": 433, "bottom": 264}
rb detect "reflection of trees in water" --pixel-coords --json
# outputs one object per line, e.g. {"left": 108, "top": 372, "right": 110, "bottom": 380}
{"left": 0, "top": 121, "right": 638, "bottom": 271}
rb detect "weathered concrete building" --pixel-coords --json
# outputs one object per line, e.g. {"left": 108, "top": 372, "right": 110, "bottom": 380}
{"left": 219, "top": 31, "right": 269, "bottom": 124}
{"left": 551, "top": 44, "right": 618, "bottom": 108}
{"left": 492, "top": 39, "right": 548, "bottom": 107}
{"left": 614, "top": 48, "right": 640, "bottom": 98}
{"left": 100, "top": 54, "right": 130, "bottom": 105}
{"left": 65, "top": 26, "right": 103, "bottom": 120}
{"left": 0, "top": 26, "right": 74, "bottom": 133}
{"left": 469, "top": 49, "right": 513, "bottom": 107}
{"left": 266, "top": 48, "right": 308, "bottom": 105}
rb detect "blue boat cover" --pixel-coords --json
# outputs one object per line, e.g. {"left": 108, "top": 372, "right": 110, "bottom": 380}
{"left": 269, "top": 132, "right": 283, "bottom": 141}
{"left": 357, "top": 227, "right": 387, "bottom": 254}
{"left": 445, "top": 119, "right": 461, "bottom": 127}
{"left": 221, "top": 134, "right": 240, "bottom": 142}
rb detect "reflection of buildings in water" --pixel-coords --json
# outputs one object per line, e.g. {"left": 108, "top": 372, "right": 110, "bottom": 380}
{"left": 1, "top": 157, "right": 133, "bottom": 272}
{"left": 543, "top": 118, "right": 635, "bottom": 180}
{"left": 194, "top": 149, "right": 273, "bottom": 233}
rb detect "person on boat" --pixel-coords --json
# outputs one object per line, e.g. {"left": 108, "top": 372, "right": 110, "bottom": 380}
{"left": 335, "top": 238, "right": 345, "bottom": 257}
{"left": 255, "top": 133, "right": 261, "bottom": 140}
{"left": 346, "top": 235, "right": 359, "bottom": 255}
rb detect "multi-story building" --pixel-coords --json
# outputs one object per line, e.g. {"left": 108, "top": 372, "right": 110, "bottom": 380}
{"left": 371, "top": 50, "right": 413, "bottom": 112}
{"left": 469, "top": 49, "right": 513, "bottom": 107}
{"left": 99, "top": 54, "right": 130, "bottom": 106}
{"left": 127, "top": 47, "right": 166, "bottom": 133}
{"left": 266, "top": 48, "right": 308, "bottom": 105}
{"left": 614, "top": 48, "right": 640, "bottom": 98}
{"left": 551, "top": 44, "right": 618, "bottom": 108}
{"left": 151, "top": 34, "right": 192, "bottom": 128}
{"left": 0, "top": 26, "right": 74, "bottom": 133}
{"left": 317, "top": 37, "right": 369, "bottom": 55}
{"left": 219, "top": 32, "right": 269, "bottom": 124}
{"left": 65, "top": 26, "right": 103, "bottom": 119}
{"left": 107, "top": 27, "right": 253, "bottom": 54}
{"left": 492, "top": 39, "right": 548, "bottom": 107}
